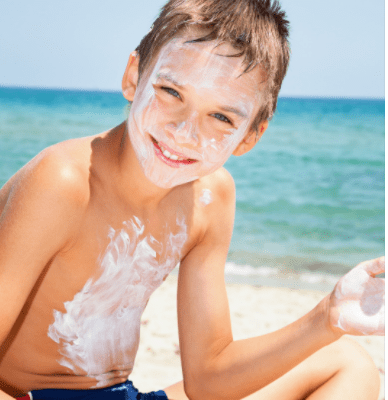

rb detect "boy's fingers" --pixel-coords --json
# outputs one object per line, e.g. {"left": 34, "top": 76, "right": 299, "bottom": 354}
{"left": 357, "top": 256, "right": 385, "bottom": 276}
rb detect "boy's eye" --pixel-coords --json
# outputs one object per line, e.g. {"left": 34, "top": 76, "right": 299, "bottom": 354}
{"left": 212, "top": 113, "right": 232, "bottom": 124}
{"left": 161, "top": 87, "right": 181, "bottom": 99}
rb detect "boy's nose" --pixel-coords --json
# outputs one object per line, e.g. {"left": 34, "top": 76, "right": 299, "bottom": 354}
{"left": 164, "top": 119, "right": 199, "bottom": 146}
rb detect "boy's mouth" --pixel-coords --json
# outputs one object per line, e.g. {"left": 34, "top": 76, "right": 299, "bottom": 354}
{"left": 151, "top": 136, "right": 197, "bottom": 167}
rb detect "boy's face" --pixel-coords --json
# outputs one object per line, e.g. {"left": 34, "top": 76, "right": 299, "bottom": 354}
{"left": 123, "top": 34, "right": 267, "bottom": 189}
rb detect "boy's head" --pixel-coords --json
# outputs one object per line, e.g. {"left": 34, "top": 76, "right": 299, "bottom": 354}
{"left": 122, "top": 0, "right": 290, "bottom": 189}
{"left": 136, "top": 0, "right": 290, "bottom": 128}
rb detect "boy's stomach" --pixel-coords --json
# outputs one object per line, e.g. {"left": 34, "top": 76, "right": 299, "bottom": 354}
{"left": 0, "top": 333, "right": 136, "bottom": 394}
{"left": 0, "top": 363, "right": 132, "bottom": 396}
{"left": 0, "top": 298, "right": 142, "bottom": 393}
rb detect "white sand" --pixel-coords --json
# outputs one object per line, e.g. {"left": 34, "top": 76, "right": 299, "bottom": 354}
{"left": 130, "top": 274, "right": 384, "bottom": 400}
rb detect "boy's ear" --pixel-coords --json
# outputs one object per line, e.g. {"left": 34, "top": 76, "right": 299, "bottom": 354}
{"left": 122, "top": 51, "right": 140, "bottom": 101}
{"left": 232, "top": 120, "right": 269, "bottom": 156}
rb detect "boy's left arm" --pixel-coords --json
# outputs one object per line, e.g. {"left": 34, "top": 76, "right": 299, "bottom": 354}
{"left": 177, "top": 172, "right": 334, "bottom": 400}
{"left": 177, "top": 172, "right": 383, "bottom": 400}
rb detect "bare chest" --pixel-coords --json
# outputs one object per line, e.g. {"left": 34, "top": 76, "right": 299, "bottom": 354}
{"left": 32, "top": 210, "right": 190, "bottom": 385}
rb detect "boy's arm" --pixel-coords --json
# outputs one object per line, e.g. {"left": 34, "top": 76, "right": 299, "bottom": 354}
{"left": 177, "top": 171, "right": 381, "bottom": 400}
{"left": 0, "top": 151, "right": 88, "bottom": 359}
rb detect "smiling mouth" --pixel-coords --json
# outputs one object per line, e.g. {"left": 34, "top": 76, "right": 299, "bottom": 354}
{"left": 151, "top": 137, "right": 197, "bottom": 166}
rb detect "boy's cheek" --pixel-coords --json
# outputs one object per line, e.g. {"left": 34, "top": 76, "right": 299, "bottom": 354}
{"left": 132, "top": 80, "right": 157, "bottom": 112}
{"left": 198, "top": 133, "right": 239, "bottom": 163}
{"left": 140, "top": 104, "right": 172, "bottom": 137}
{"left": 200, "top": 127, "right": 237, "bottom": 149}
{"left": 147, "top": 97, "right": 178, "bottom": 121}
{"left": 132, "top": 97, "right": 159, "bottom": 131}
{"left": 207, "top": 125, "right": 248, "bottom": 155}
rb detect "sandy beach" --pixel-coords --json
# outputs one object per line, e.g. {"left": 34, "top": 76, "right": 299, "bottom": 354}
{"left": 130, "top": 274, "right": 384, "bottom": 400}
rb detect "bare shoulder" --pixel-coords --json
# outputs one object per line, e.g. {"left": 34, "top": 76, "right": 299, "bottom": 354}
{"left": 0, "top": 137, "right": 95, "bottom": 256}
{"left": 1, "top": 137, "right": 93, "bottom": 212}
{"left": 195, "top": 167, "right": 236, "bottom": 214}
{"left": 205, "top": 166, "right": 235, "bottom": 192}
{"left": 187, "top": 167, "right": 236, "bottom": 248}
{"left": 34, "top": 138, "right": 92, "bottom": 200}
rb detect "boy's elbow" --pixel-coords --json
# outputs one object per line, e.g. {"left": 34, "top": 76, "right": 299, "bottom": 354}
{"left": 182, "top": 342, "right": 236, "bottom": 400}
{"left": 183, "top": 377, "right": 212, "bottom": 400}
{"left": 184, "top": 381, "right": 231, "bottom": 400}
{"left": 183, "top": 368, "right": 231, "bottom": 400}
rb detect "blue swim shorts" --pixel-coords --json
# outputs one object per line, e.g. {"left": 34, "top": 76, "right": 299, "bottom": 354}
{"left": 26, "top": 381, "right": 168, "bottom": 400}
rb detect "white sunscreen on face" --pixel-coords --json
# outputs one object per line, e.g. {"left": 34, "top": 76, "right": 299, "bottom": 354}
{"left": 199, "top": 189, "right": 213, "bottom": 206}
{"left": 48, "top": 216, "right": 187, "bottom": 386}
{"left": 127, "top": 37, "right": 260, "bottom": 189}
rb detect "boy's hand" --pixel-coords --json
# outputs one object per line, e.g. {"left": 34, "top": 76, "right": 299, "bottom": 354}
{"left": 329, "top": 257, "right": 385, "bottom": 336}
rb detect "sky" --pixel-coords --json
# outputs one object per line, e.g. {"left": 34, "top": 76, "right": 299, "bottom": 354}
{"left": 0, "top": 0, "right": 384, "bottom": 98}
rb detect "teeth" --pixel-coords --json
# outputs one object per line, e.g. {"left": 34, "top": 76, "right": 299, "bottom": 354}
{"left": 157, "top": 141, "right": 187, "bottom": 161}
{"left": 163, "top": 149, "right": 172, "bottom": 158}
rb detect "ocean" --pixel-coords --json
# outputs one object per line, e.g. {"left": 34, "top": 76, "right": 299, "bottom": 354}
{"left": 0, "top": 87, "right": 384, "bottom": 290}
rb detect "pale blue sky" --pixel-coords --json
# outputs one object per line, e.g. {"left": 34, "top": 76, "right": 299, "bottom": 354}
{"left": 0, "top": 0, "right": 384, "bottom": 98}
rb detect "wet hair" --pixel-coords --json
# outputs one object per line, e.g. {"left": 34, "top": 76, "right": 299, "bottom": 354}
{"left": 136, "top": 0, "right": 290, "bottom": 130}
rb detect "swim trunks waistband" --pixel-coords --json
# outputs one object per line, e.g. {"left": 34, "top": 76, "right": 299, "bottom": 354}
{"left": 16, "top": 381, "right": 168, "bottom": 400}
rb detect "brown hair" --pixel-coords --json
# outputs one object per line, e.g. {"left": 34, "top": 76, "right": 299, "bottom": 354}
{"left": 136, "top": 0, "right": 290, "bottom": 130}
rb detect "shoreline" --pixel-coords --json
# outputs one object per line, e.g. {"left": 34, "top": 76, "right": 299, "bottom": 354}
{"left": 170, "top": 265, "right": 342, "bottom": 292}
{"left": 130, "top": 274, "right": 384, "bottom": 400}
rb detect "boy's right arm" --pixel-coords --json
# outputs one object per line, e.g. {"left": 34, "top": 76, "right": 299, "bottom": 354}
{"left": 0, "top": 151, "right": 88, "bottom": 399}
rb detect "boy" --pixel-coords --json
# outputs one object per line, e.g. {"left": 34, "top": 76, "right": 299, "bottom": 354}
{"left": 0, "top": 0, "right": 384, "bottom": 399}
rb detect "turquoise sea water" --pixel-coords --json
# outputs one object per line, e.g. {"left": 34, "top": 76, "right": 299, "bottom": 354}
{"left": 0, "top": 87, "right": 384, "bottom": 288}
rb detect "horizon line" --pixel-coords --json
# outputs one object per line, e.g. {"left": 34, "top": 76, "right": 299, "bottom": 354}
{"left": 0, "top": 84, "right": 384, "bottom": 101}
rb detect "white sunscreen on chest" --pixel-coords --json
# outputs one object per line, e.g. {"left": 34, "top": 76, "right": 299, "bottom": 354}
{"left": 48, "top": 216, "right": 187, "bottom": 386}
